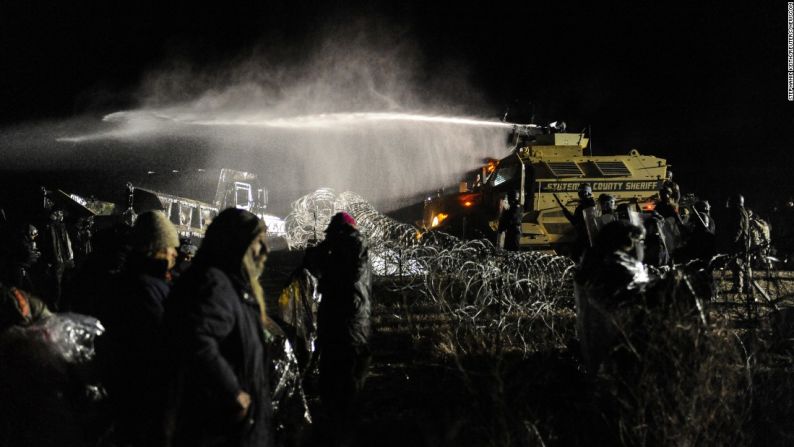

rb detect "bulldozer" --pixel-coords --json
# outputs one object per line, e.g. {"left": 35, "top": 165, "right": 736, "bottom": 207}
{"left": 422, "top": 124, "right": 668, "bottom": 252}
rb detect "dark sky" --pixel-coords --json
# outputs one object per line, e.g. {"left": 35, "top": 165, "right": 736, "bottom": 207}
{"left": 1, "top": 1, "right": 792, "bottom": 208}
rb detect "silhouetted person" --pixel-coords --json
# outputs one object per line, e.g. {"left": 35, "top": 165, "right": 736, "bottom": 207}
{"left": 575, "top": 221, "right": 649, "bottom": 373}
{"left": 643, "top": 212, "right": 670, "bottom": 267}
{"left": 40, "top": 208, "right": 74, "bottom": 310}
{"left": 165, "top": 208, "right": 272, "bottom": 447}
{"left": 556, "top": 183, "right": 597, "bottom": 260}
{"left": 73, "top": 216, "right": 94, "bottom": 261}
{"left": 654, "top": 187, "right": 683, "bottom": 226}
{"left": 693, "top": 200, "right": 715, "bottom": 234}
{"left": 723, "top": 194, "right": 750, "bottom": 293}
{"left": 96, "top": 210, "right": 179, "bottom": 446}
{"left": 680, "top": 200, "right": 717, "bottom": 263}
{"left": 498, "top": 190, "right": 523, "bottom": 251}
{"left": 304, "top": 212, "right": 371, "bottom": 447}
{"left": 662, "top": 170, "right": 681, "bottom": 203}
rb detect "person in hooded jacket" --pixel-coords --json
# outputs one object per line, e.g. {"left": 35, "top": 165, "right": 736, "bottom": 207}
{"left": 96, "top": 210, "right": 179, "bottom": 446}
{"left": 164, "top": 208, "right": 272, "bottom": 447}
{"left": 304, "top": 212, "right": 372, "bottom": 446}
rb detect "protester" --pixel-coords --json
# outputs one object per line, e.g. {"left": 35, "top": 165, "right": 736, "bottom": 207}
{"left": 654, "top": 187, "right": 682, "bottom": 223}
{"left": 304, "top": 211, "right": 372, "bottom": 446}
{"left": 164, "top": 208, "right": 272, "bottom": 447}
{"left": 643, "top": 211, "right": 671, "bottom": 267}
{"left": 96, "top": 210, "right": 179, "bottom": 446}
{"left": 575, "top": 220, "right": 649, "bottom": 373}
{"left": 556, "top": 183, "right": 597, "bottom": 260}
{"left": 675, "top": 200, "right": 715, "bottom": 262}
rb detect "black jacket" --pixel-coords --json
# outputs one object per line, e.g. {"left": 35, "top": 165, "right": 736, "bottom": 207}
{"left": 165, "top": 264, "right": 272, "bottom": 447}
{"left": 96, "top": 256, "right": 170, "bottom": 444}
{"left": 306, "top": 228, "right": 371, "bottom": 347}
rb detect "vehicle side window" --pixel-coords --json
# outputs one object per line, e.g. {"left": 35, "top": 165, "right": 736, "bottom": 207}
{"left": 492, "top": 163, "right": 518, "bottom": 186}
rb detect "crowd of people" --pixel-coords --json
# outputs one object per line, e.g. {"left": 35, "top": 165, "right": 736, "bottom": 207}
{"left": 1, "top": 176, "right": 791, "bottom": 445}
{"left": 554, "top": 179, "right": 766, "bottom": 373}
{"left": 0, "top": 203, "right": 371, "bottom": 447}
{"left": 494, "top": 173, "right": 782, "bottom": 373}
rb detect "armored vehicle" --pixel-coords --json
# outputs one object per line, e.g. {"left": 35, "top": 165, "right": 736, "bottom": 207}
{"left": 423, "top": 125, "right": 668, "bottom": 251}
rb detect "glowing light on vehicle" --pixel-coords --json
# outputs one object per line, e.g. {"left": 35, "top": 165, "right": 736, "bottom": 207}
{"left": 463, "top": 201, "right": 473, "bottom": 207}
{"left": 431, "top": 213, "right": 449, "bottom": 228}
{"left": 641, "top": 201, "right": 656, "bottom": 211}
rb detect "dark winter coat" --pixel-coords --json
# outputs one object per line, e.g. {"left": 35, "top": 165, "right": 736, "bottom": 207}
{"left": 306, "top": 228, "right": 371, "bottom": 347}
{"left": 96, "top": 255, "right": 171, "bottom": 444}
{"left": 164, "top": 264, "right": 272, "bottom": 447}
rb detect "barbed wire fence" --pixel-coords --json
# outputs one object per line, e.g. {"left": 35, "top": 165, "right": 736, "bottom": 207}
{"left": 285, "top": 189, "right": 576, "bottom": 356}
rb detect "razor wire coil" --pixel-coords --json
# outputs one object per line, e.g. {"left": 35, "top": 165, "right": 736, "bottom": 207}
{"left": 286, "top": 189, "right": 576, "bottom": 354}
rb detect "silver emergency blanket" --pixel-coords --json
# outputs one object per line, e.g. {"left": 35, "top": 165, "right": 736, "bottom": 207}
{"left": 271, "top": 336, "right": 312, "bottom": 428}
{"left": 277, "top": 269, "right": 320, "bottom": 368}
{"left": 23, "top": 313, "right": 104, "bottom": 363}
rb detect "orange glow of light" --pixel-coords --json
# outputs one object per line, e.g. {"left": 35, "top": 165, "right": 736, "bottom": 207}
{"left": 431, "top": 212, "right": 449, "bottom": 228}
{"left": 486, "top": 161, "right": 497, "bottom": 173}
{"left": 641, "top": 201, "right": 656, "bottom": 211}
{"left": 459, "top": 193, "right": 479, "bottom": 207}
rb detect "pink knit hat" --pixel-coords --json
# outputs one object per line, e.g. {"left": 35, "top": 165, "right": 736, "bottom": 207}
{"left": 326, "top": 212, "right": 357, "bottom": 232}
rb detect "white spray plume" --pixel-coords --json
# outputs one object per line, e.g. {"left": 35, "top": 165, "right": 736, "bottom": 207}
{"left": 14, "top": 23, "right": 517, "bottom": 210}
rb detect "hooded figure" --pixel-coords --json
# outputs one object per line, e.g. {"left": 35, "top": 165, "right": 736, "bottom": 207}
{"left": 96, "top": 210, "right": 180, "bottom": 446}
{"left": 304, "top": 212, "right": 371, "bottom": 446}
{"left": 164, "top": 208, "right": 272, "bottom": 447}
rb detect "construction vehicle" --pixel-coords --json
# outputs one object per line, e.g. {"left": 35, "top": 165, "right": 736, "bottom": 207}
{"left": 130, "top": 168, "right": 286, "bottom": 238}
{"left": 422, "top": 124, "right": 668, "bottom": 251}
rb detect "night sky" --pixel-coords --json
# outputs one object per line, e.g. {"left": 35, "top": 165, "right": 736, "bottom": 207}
{"left": 1, "top": 1, "right": 792, "bottom": 210}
